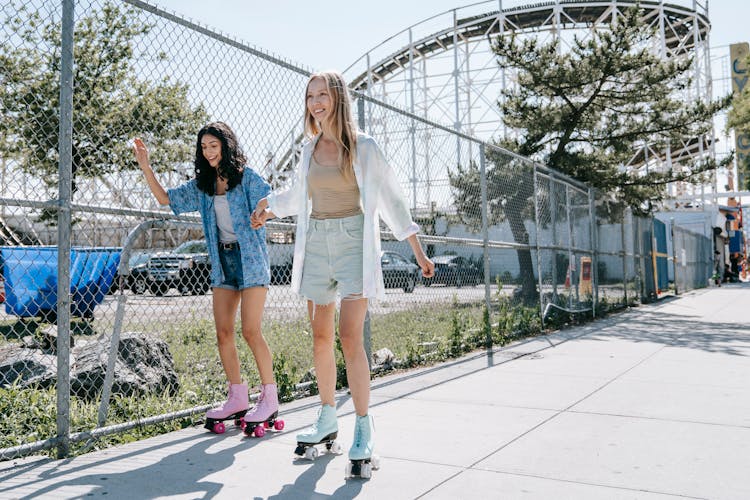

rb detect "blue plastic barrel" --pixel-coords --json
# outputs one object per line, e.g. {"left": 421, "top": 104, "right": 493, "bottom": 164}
{"left": 0, "top": 246, "right": 121, "bottom": 319}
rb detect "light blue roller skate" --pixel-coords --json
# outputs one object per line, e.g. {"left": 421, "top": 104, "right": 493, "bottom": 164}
{"left": 346, "top": 414, "right": 380, "bottom": 479}
{"left": 294, "top": 404, "right": 341, "bottom": 460}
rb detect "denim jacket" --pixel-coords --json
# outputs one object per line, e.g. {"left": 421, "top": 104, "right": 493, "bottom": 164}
{"left": 267, "top": 133, "right": 420, "bottom": 300}
{"left": 167, "top": 167, "right": 271, "bottom": 288}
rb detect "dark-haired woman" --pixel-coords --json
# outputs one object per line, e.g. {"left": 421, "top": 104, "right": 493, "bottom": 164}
{"left": 133, "top": 122, "right": 281, "bottom": 435}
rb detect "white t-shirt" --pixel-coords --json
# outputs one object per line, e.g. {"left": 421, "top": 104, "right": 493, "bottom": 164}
{"left": 214, "top": 195, "right": 237, "bottom": 244}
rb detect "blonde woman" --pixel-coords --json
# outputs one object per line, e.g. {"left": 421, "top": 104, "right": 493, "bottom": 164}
{"left": 251, "top": 71, "right": 434, "bottom": 477}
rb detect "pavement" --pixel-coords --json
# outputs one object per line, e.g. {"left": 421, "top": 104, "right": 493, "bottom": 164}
{"left": 1, "top": 282, "right": 749, "bottom": 499}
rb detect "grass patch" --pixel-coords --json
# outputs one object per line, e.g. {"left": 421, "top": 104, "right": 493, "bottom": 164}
{"left": 1, "top": 292, "right": 618, "bottom": 459}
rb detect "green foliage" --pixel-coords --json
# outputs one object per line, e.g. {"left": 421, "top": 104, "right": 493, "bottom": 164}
{"left": 486, "top": 6, "right": 731, "bottom": 213}
{"left": 447, "top": 296, "right": 465, "bottom": 358}
{"left": 272, "top": 352, "right": 299, "bottom": 403}
{"left": 334, "top": 335, "right": 348, "bottom": 390}
{"left": 0, "top": 1, "right": 208, "bottom": 206}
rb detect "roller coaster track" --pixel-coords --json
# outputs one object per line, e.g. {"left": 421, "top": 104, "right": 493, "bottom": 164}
{"left": 342, "top": 0, "right": 714, "bottom": 198}
{"left": 348, "top": 0, "right": 709, "bottom": 90}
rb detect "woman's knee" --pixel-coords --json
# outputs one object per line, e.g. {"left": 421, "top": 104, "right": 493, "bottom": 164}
{"left": 339, "top": 330, "right": 363, "bottom": 358}
{"left": 215, "top": 327, "right": 236, "bottom": 345}
{"left": 241, "top": 325, "right": 263, "bottom": 344}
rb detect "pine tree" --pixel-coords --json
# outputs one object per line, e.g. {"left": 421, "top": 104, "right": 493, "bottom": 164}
{"left": 450, "top": 7, "right": 730, "bottom": 303}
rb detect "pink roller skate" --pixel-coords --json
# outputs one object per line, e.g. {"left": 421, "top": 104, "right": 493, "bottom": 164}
{"left": 204, "top": 383, "right": 249, "bottom": 434}
{"left": 242, "top": 383, "right": 284, "bottom": 437}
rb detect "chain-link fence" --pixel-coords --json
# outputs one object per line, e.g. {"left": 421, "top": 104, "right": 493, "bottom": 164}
{"left": 0, "top": 0, "right": 708, "bottom": 461}
{"left": 672, "top": 223, "right": 713, "bottom": 294}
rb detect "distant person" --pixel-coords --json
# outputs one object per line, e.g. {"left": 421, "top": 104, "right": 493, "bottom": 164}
{"left": 251, "top": 71, "right": 434, "bottom": 477}
{"left": 724, "top": 263, "right": 739, "bottom": 283}
{"left": 133, "top": 122, "right": 282, "bottom": 436}
{"left": 713, "top": 250, "right": 723, "bottom": 285}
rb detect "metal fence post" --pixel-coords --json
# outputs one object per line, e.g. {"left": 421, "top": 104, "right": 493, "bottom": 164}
{"left": 621, "top": 211, "right": 628, "bottom": 305}
{"left": 56, "top": 0, "right": 75, "bottom": 460}
{"left": 566, "top": 185, "right": 576, "bottom": 309}
{"left": 533, "top": 166, "right": 545, "bottom": 326}
{"left": 671, "top": 217, "right": 679, "bottom": 295}
{"left": 479, "top": 145, "right": 491, "bottom": 347}
{"left": 588, "top": 187, "right": 597, "bottom": 317}
{"left": 357, "top": 96, "right": 372, "bottom": 370}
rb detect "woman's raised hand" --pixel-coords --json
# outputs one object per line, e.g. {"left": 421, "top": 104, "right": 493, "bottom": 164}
{"left": 132, "top": 137, "right": 151, "bottom": 172}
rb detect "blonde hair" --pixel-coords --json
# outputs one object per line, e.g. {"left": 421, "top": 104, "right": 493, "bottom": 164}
{"left": 304, "top": 71, "right": 357, "bottom": 180}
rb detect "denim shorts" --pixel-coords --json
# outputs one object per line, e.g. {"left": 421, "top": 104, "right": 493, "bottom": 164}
{"left": 215, "top": 243, "right": 266, "bottom": 291}
{"left": 300, "top": 213, "right": 364, "bottom": 305}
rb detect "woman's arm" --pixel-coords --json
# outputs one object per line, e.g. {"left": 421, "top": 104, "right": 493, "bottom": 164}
{"left": 133, "top": 138, "right": 170, "bottom": 206}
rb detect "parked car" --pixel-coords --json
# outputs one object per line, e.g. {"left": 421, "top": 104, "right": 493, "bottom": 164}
{"left": 172, "top": 239, "right": 211, "bottom": 295}
{"left": 107, "top": 251, "right": 149, "bottom": 294}
{"left": 423, "top": 255, "right": 482, "bottom": 287}
{"left": 381, "top": 251, "right": 419, "bottom": 293}
{"left": 122, "top": 240, "right": 211, "bottom": 296}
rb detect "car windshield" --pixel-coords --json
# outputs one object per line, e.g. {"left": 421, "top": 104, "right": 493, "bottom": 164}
{"left": 128, "top": 252, "right": 149, "bottom": 268}
{"left": 173, "top": 240, "right": 207, "bottom": 254}
{"left": 432, "top": 255, "right": 457, "bottom": 264}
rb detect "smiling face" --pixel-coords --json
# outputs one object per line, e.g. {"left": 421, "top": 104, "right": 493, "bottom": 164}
{"left": 200, "top": 133, "right": 222, "bottom": 168}
{"left": 306, "top": 77, "right": 332, "bottom": 125}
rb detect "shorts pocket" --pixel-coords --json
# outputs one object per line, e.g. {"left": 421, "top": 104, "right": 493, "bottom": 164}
{"left": 342, "top": 224, "right": 364, "bottom": 241}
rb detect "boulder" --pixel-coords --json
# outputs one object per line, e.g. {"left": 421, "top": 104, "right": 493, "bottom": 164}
{"left": 71, "top": 331, "right": 179, "bottom": 399}
{"left": 1, "top": 331, "right": 178, "bottom": 399}
{"left": 372, "top": 347, "right": 395, "bottom": 370}
{"left": 0, "top": 345, "right": 57, "bottom": 389}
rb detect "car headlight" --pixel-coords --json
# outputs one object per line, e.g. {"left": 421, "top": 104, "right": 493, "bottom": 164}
{"left": 179, "top": 260, "right": 193, "bottom": 269}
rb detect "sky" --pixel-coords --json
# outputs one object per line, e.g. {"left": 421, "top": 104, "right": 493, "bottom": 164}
{"left": 148, "top": 0, "right": 749, "bottom": 72}
{"left": 146, "top": 0, "right": 749, "bottom": 196}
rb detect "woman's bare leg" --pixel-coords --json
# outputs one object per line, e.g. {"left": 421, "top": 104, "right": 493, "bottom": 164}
{"left": 239, "top": 286, "right": 274, "bottom": 384}
{"left": 212, "top": 287, "right": 242, "bottom": 384}
{"left": 308, "top": 301, "right": 337, "bottom": 407}
{"left": 338, "top": 297, "right": 369, "bottom": 416}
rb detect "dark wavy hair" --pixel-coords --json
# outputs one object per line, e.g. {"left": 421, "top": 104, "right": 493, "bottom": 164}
{"left": 194, "top": 122, "right": 246, "bottom": 195}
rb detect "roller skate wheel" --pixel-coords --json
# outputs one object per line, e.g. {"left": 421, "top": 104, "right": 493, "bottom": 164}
{"left": 253, "top": 425, "right": 266, "bottom": 438}
{"left": 213, "top": 422, "right": 226, "bottom": 434}
{"left": 329, "top": 441, "right": 342, "bottom": 454}
{"left": 371, "top": 455, "right": 381, "bottom": 470}
{"left": 304, "top": 446, "right": 319, "bottom": 460}
{"left": 274, "top": 419, "right": 285, "bottom": 431}
{"left": 238, "top": 419, "right": 247, "bottom": 431}
{"left": 360, "top": 462, "right": 372, "bottom": 478}
{"left": 263, "top": 421, "right": 271, "bottom": 429}
{"left": 345, "top": 462, "right": 353, "bottom": 478}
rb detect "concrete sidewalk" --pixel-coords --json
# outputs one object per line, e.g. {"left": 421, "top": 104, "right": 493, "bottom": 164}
{"left": 2, "top": 283, "right": 749, "bottom": 499}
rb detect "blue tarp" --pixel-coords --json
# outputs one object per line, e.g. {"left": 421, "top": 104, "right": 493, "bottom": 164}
{"left": 1, "top": 246, "right": 120, "bottom": 318}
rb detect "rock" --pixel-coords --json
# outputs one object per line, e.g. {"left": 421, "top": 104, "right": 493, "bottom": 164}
{"left": 299, "top": 368, "right": 316, "bottom": 384}
{"left": 372, "top": 348, "right": 395, "bottom": 370}
{"left": 70, "top": 331, "right": 179, "bottom": 399}
{"left": 0, "top": 345, "right": 57, "bottom": 389}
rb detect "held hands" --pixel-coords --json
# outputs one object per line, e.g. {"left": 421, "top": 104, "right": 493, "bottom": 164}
{"left": 250, "top": 198, "right": 271, "bottom": 229}
{"left": 250, "top": 208, "right": 269, "bottom": 229}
